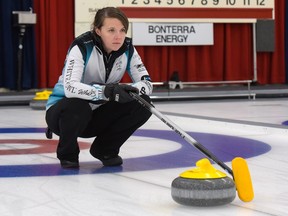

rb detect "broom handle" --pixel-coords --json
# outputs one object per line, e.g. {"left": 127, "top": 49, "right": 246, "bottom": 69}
{"left": 131, "top": 92, "right": 234, "bottom": 176}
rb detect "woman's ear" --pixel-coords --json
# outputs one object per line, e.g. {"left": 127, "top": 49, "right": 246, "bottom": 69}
{"left": 95, "top": 28, "right": 101, "bottom": 36}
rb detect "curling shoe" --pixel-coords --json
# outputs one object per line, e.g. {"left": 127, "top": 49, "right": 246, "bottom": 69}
{"left": 60, "top": 160, "right": 79, "bottom": 169}
{"left": 100, "top": 155, "right": 123, "bottom": 166}
{"left": 90, "top": 150, "right": 123, "bottom": 166}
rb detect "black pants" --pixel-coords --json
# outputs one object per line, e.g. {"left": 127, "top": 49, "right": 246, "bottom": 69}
{"left": 45, "top": 95, "right": 152, "bottom": 162}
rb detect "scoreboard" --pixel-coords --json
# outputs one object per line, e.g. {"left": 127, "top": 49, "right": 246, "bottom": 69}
{"left": 75, "top": 0, "right": 274, "bottom": 9}
{"left": 117, "top": 0, "right": 273, "bottom": 8}
{"left": 75, "top": 0, "right": 274, "bottom": 22}
{"left": 75, "top": 0, "right": 274, "bottom": 44}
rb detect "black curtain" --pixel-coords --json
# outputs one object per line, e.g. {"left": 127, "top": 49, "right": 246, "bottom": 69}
{"left": 0, "top": 0, "right": 37, "bottom": 90}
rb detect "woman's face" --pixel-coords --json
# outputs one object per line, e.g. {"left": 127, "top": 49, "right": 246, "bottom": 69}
{"left": 96, "top": 18, "right": 127, "bottom": 54}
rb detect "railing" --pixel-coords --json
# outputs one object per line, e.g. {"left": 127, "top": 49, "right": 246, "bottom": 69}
{"left": 151, "top": 80, "right": 256, "bottom": 100}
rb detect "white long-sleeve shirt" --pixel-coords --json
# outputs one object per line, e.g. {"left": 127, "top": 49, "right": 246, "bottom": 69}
{"left": 46, "top": 31, "right": 153, "bottom": 110}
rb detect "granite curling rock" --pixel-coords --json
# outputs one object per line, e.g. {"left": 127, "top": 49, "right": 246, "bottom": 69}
{"left": 171, "top": 158, "right": 236, "bottom": 206}
{"left": 29, "top": 90, "right": 52, "bottom": 110}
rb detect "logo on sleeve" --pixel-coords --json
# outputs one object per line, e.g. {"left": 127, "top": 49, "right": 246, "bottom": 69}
{"left": 135, "top": 64, "right": 146, "bottom": 72}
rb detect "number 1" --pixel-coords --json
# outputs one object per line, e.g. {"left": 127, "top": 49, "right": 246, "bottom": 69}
{"left": 243, "top": 0, "right": 250, "bottom": 5}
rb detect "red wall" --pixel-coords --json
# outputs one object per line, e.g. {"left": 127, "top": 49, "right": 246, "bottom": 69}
{"left": 34, "top": 0, "right": 285, "bottom": 88}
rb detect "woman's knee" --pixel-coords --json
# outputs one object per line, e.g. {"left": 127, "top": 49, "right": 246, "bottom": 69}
{"left": 63, "top": 98, "right": 93, "bottom": 122}
{"left": 47, "top": 98, "right": 92, "bottom": 126}
{"left": 137, "top": 95, "right": 152, "bottom": 120}
{"left": 140, "top": 94, "right": 151, "bottom": 103}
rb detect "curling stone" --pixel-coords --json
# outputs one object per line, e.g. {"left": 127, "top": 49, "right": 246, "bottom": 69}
{"left": 171, "top": 158, "right": 236, "bottom": 207}
{"left": 29, "top": 90, "right": 52, "bottom": 110}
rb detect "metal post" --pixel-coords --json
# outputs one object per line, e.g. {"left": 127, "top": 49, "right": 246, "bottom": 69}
{"left": 252, "top": 22, "right": 257, "bottom": 82}
{"left": 17, "top": 25, "right": 26, "bottom": 91}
